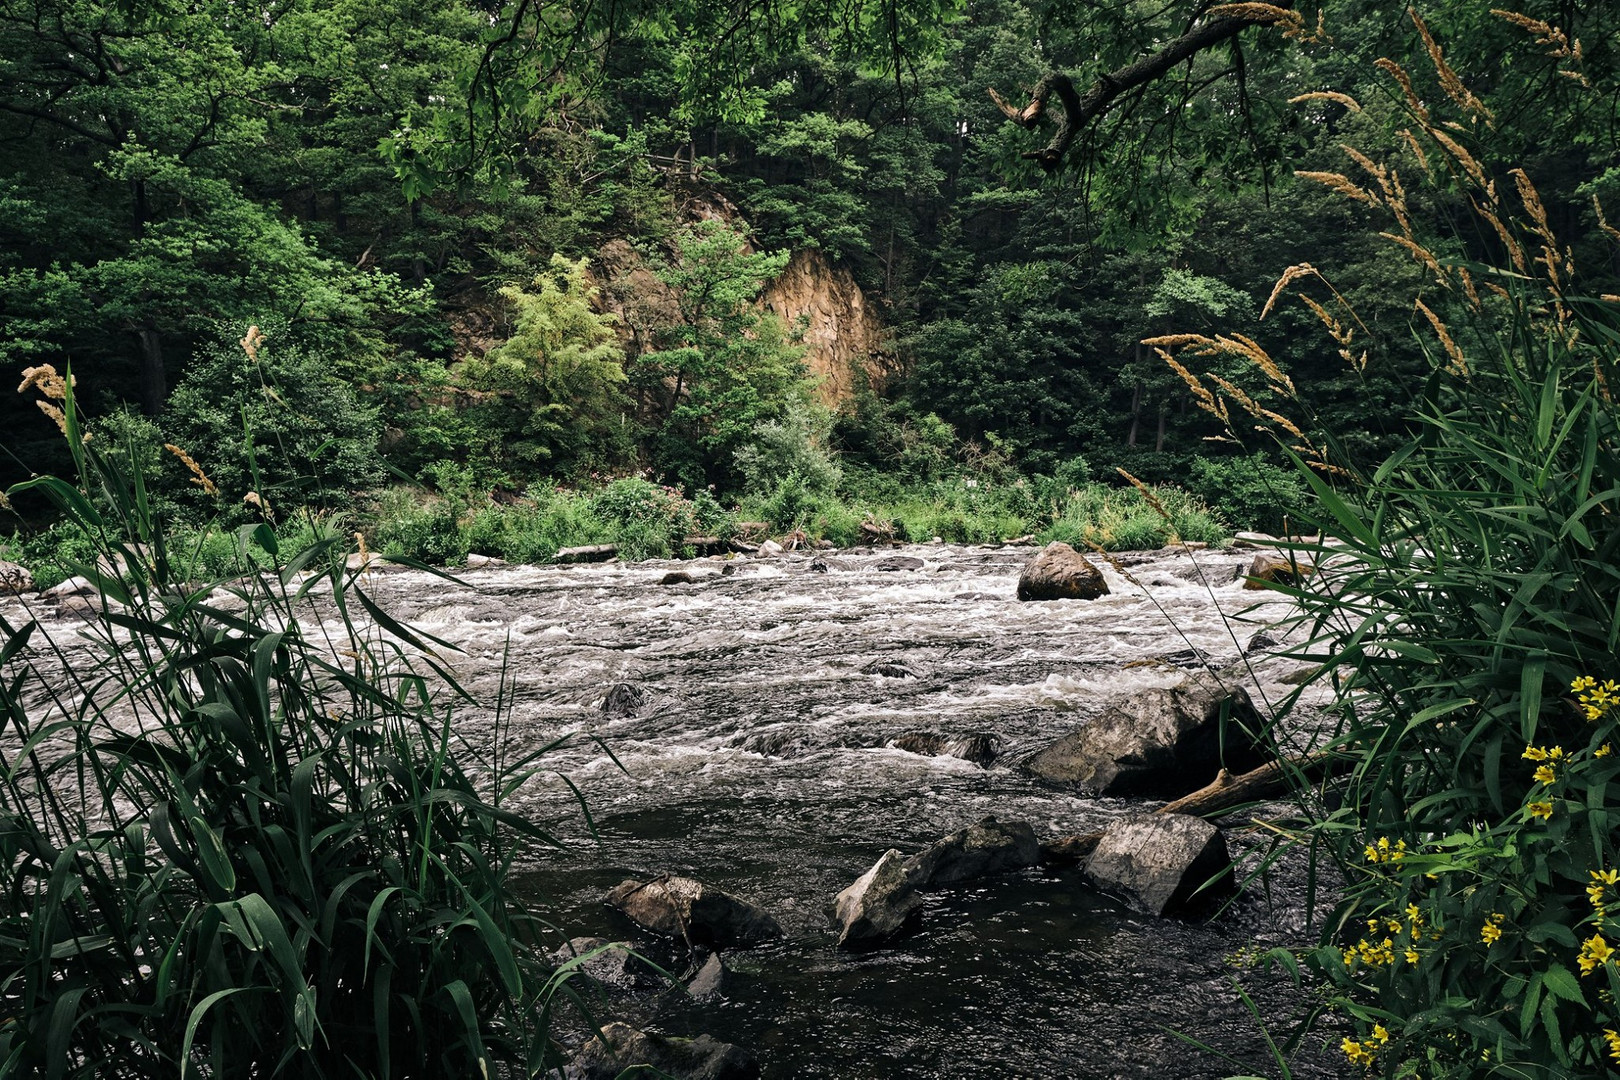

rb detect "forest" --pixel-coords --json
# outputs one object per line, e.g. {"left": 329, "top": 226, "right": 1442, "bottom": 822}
{"left": 2, "top": 0, "right": 1620, "bottom": 1075}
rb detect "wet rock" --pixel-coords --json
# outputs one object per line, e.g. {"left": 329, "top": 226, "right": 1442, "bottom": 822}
{"left": 552, "top": 936, "right": 661, "bottom": 990}
{"left": 1016, "top": 542, "right": 1109, "bottom": 602}
{"left": 606, "top": 876, "right": 783, "bottom": 948}
{"left": 1166, "top": 561, "right": 1242, "bottom": 586}
{"left": 1024, "top": 676, "right": 1267, "bottom": 797}
{"left": 868, "top": 555, "right": 925, "bottom": 572}
{"left": 660, "top": 570, "right": 697, "bottom": 585}
{"left": 903, "top": 816, "right": 1039, "bottom": 889}
{"left": 1084, "top": 813, "right": 1231, "bottom": 917}
{"left": 828, "top": 849, "right": 922, "bottom": 948}
{"left": 1242, "top": 552, "right": 1314, "bottom": 591}
{"left": 46, "top": 575, "right": 95, "bottom": 598}
{"left": 1231, "top": 531, "right": 1279, "bottom": 549}
{"left": 757, "top": 539, "right": 784, "bottom": 557}
{"left": 863, "top": 661, "right": 918, "bottom": 679}
{"left": 601, "top": 682, "right": 648, "bottom": 718}
{"left": 808, "top": 559, "right": 829, "bottom": 573}
{"left": 464, "top": 552, "right": 504, "bottom": 568}
{"left": 1244, "top": 630, "right": 1282, "bottom": 655}
{"left": 566, "top": 1023, "right": 760, "bottom": 1080}
{"left": 887, "top": 731, "right": 999, "bottom": 766}
{"left": 686, "top": 952, "right": 730, "bottom": 1002}
{"left": 0, "top": 561, "right": 33, "bottom": 594}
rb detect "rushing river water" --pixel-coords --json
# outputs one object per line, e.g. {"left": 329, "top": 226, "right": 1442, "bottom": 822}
{"left": 21, "top": 542, "right": 1352, "bottom": 1079}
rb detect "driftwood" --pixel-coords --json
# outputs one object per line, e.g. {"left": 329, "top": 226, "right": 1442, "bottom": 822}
{"left": 1039, "top": 752, "right": 1333, "bottom": 866}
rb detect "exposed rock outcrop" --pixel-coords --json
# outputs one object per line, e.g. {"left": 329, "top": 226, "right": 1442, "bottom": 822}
{"left": 1084, "top": 813, "right": 1231, "bottom": 917}
{"left": 1024, "top": 676, "right": 1266, "bottom": 797}
{"left": 1016, "top": 542, "right": 1109, "bottom": 602}
{"left": 566, "top": 1023, "right": 760, "bottom": 1080}
{"left": 759, "top": 248, "right": 892, "bottom": 406}
{"left": 606, "top": 876, "right": 783, "bottom": 948}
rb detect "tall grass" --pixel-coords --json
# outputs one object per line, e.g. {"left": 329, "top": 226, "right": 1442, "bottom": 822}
{"left": 1158, "top": 19, "right": 1620, "bottom": 1072}
{"left": 0, "top": 376, "right": 584, "bottom": 1077}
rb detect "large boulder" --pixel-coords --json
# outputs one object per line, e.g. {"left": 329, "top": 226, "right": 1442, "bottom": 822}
{"left": 566, "top": 1023, "right": 760, "bottom": 1080}
{"left": 1024, "top": 676, "right": 1267, "bottom": 797}
{"left": 1084, "top": 813, "right": 1231, "bottom": 917}
{"left": 606, "top": 876, "right": 782, "bottom": 948}
{"left": 1016, "top": 542, "right": 1109, "bottom": 602}
{"left": 827, "top": 849, "right": 922, "bottom": 948}
{"left": 551, "top": 936, "right": 661, "bottom": 990}
{"left": 1242, "top": 551, "right": 1314, "bottom": 591}
{"left": 0, "top": 561, "right": 33, "bottom": 594}
{"left": 903, "top": 817, "right": 1039, "bottom": 889}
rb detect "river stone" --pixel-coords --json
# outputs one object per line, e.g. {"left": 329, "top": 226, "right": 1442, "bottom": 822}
{"left": 868, "top": 555, "right": 925, "bottom": 572}
{"left": 902, "top": 816, "right": 1039, "bottom": 888}
{"left": 1084, "top": 813, "right": 1231, "bottom": 917}
{"left": 1230, "top": 531, "right": 1279, "bottom": 549}
{"left": 888, "top": 731, "right": 999, "bottom": 766}
{"left": 0, "top": 561, "right": 32, "bottom": 594}
{"left": 1016, "top": 542, "right": 1109, "bottom": 602}
{"left": 606, "top": 876, "right": 782, "bottom": 948}
{"left": 552, "top": 936, "right": 661, "bottom": 990}
{"left": 757, "top": 539, "right": 784, "bottom": 557}
{"left": 601, "top": 682, "right": 647, "bottom": 718}
{"left": 46, "top": 575, "right": 95, "bottom": 598}
{"left": 566, "top": 1023, "right": 760, "bottom": 1080}
{"left": 660, "top": 570, "right": 697, "bottom": 585}
{"left": 1024, "top": 676, "right": 1266, "bottom": 797}
{"left": 1242, "top": 551, "right": 1314, "bottom": 590}
{"left": 828, "top": 849, "right": 922, "bottom": 948}
{"left": 686, "top": 951, "right": 730, "bottom": 1002}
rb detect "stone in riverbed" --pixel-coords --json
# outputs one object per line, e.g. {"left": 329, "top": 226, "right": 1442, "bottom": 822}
{"left": 551, "top": 936, "right": 661, "bottom": 990}
{"left": 903, "top": 816, "right": 1039, "bottom": 888}
{"left": 1016, "top": 542, "right": 1109, "bottom": 601}
{"left": 686, "top": 951, "right": 730, "bottom": 1002}
{"left": 1024, "top": 675, "right": 1267, "bottom": 798}
{"left": 565, "top": 1023, "right": 760, "bottom": 1080}
{"left": 887, "top": 731, "right": 1000, "bottom": 766}
{"left": 606, "top": 876, "right": 782, "bottom": 948}
{"left": 1084, "top": 813, "right": 1231, "bottom": 917}
{"left": 601, "top": 682, "right": 647, "bottom": 718}
{"left": 0, "top": 561, "right": 32, "bottom": 594}
{"left": 827, "top": 849, "right": 922, "bottom": 948}
{"left": 1242, "top": 551, "right": 1314, "bottom": 590}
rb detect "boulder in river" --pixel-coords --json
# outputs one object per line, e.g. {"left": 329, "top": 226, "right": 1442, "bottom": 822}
{"left": 1242, "top": 551, "right": 1314, "bottom": 591}
{"left": 0, "top": 561, "right": 33, "bottom": 594}
{"left": 1084, "top": 813, "right": 1231, "bottom": 917}
{"left": 606, "top": 876, "right": 783, "bottom": 948}
{"left": 903, "top": 816, "right": 1039, "bottom": 889}
{"left": 868, "top": 555, "right": 925, "bottom": 572}
{"left": 1016, "top": 542, "right": 1109, "bottom": 602}
{"left": 828, "top": 849, "right": 923, "bottom": 948}
{"left": 1024, "top": 676, "right": 1267, "bottom": 797}
{"left": 566, "top": 1023, "right": 760, "bottom": 1080}
{"left": 552, "top": 936, "right": 661, "bottom": 990}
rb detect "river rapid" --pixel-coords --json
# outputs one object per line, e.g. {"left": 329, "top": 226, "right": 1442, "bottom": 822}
{"left": 22, "top": 541, "right": 1352, "bottom": 1079}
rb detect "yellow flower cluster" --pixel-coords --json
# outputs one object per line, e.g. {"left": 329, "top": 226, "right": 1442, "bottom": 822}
{"left": 1365, "top": 836, "right": 1408, "bottom": 863}
{"left": 1573, "top": 676, "right": 1619, "bottom": 721}
{"left": 1522, "top": 744, "right": 1565, "bottom": 762}
{"left": 1590, "top": 870, "right": 1619, "bottom": 916}
{"left": 1481, "top": 912, "right": 1506, "bottom": 945}
{"left": 1342, "top": 1024, "right": 1390, "bottom": 1067}
{"left": 1527, "top": 800, "right": 1555, "bottom": 820}
{"left": 1605, "top": 1028, "right": 1620, "bottom": 1064}
{"left": 1579, "top": 933, "right": 1614, "bottom": 976}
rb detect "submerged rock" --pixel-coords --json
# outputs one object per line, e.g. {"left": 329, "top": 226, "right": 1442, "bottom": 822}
{"left": 1084, "top": 813, "right": 1231, "bottom": 917}
{"left": 686, "top": 951, "right": 730, "bottom": 1002}
{"left": 601, "top": 682, "right": 648, "bottom": 718}
{"left": 1024, "top": 676, "right": 1266, "bottom": 797}
{"left": 828, "top": 849, "right": 922, "bottom": 948}
{"left": 566, "top": 1023, "right": 760, "bottom": 1080}
{"left": 660, "top": 570, "right": 697, "bottom": 585}
{"left": 863, "top": 661, "right": 919, "bottom": 679}
{"left": 606, "top": 876, "right": 782, "bottom": 948}
{"left": 904, "top": 816, "right": 1039, "bottom": 889}
{"left": 887, "top": 731, "right": 999, "bottom": 766}
{"left": 551, "top": 936, "right": 661, "bottom": 990}
{"left": 868, "top": 555, "right": 925, "bottom": 572}
{"left": 1016, "top": 542, "right": 1109, "bottom": 602}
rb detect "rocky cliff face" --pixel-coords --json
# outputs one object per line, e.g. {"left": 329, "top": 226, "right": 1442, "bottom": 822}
{"left": 759, "top": 248, "right": 892, "bottom": 406}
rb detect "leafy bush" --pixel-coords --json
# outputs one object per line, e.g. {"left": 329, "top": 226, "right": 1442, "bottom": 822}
{"left": 0, "top": 381, "right": 582, "bottom": 1077}
{"left": 734, "top": 399, "right": 843, "bottom": 496}
{"left": 1038, "top": 482, "right": 1226, "bottom": 551}
{"left": 1186, "top": 454, "right": 1308, "bottom": 535}
{"left": 162, "top": 320, "right": 385, "bottom": 520}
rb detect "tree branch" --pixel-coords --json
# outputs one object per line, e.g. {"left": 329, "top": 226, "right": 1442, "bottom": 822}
{"left": 988, "top": 1, "right": 1298, "bottom": 171}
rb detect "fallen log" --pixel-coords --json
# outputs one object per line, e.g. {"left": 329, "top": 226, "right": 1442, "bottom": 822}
{"left": 1039, "top": 752, "right": 1334, "bottom": 866}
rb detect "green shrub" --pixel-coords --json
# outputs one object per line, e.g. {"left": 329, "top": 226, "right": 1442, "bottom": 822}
{"left": 1186, "top": 454, "right": 1307, "bottom": 535}
{"left": 1037, "top": 482, "right": 1226, "bottom": 551}
{"left": 370, "top": 485, "right": 470, "bottom": 565}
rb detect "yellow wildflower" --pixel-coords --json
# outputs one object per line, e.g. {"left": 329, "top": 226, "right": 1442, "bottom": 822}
{"left": 1405, "top": 947, "right": 1420, "bottom": 965}
{"left": 1533, "top": 763, "right": 1557, "bottom": 784}
{"left": 1372, "top": 1024, "right": 1390, "bottom": 1044}
{"left": 1482, "top": 913, "right": 1505, "bottom": 945}
{"left": 1523, "top": 745, "right": 1550, "bottom": 761}
{"left": 1574, "top": 676, "right": 1619, "bottom": 721}
{"left": 1597, "top": 743, "right": 1613, "bottom": 757}
{"left": 1528, "top": 801, "right": 1554, "bottom": 820}
{"left": 1579, "top": 933, "right": 1614, "bottom": 975}
{"left": 1604, "top": 1028, "right": 1620, "bottom": 1064}
{"left": 1342, "top": 1037, "right": 1376, "bottom": 1067}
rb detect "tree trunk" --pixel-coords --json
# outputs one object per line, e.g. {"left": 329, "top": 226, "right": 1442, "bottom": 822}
{"left": 1155, "top": 399, "right": 1167, "bottom": 453}
{"left": 1127, "top": 381, "right": 1142, "bottom": 447}
{"left": 137, "top": 327, "right": 167, "bottom": 416}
